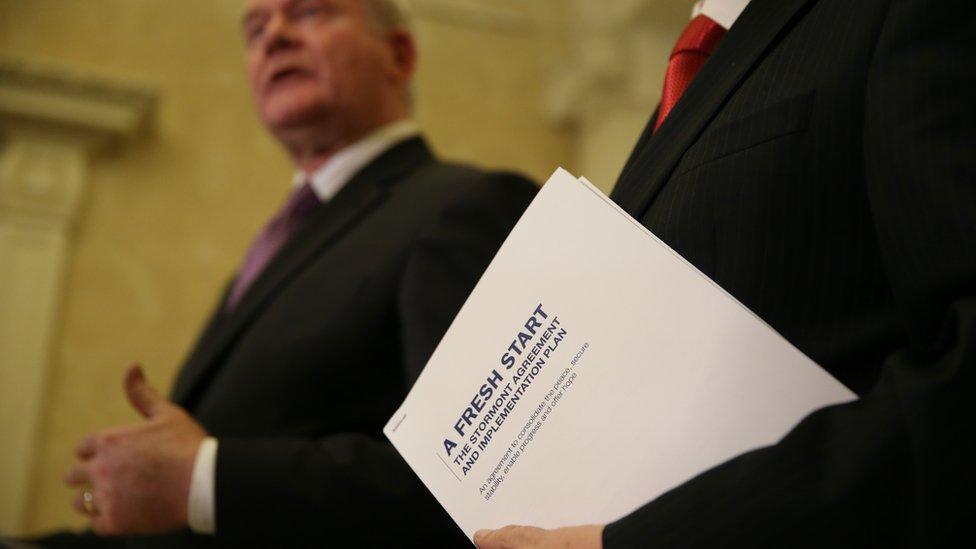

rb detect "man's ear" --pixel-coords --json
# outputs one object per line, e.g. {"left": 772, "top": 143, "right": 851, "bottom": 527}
{"left": 386, "top": 27, "right": 418, "bottom": 85}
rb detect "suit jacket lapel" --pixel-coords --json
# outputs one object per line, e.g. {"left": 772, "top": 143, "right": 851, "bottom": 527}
{"left": 171, "top": 137, "right": 433, "bottom": 406}
{"left": 611, "top": 0, "right": 815, "bottom": 217}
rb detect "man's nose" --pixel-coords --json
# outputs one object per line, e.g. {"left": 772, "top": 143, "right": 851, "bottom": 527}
{"left": 263, "top": 11, "right": 297, "bottom": 54}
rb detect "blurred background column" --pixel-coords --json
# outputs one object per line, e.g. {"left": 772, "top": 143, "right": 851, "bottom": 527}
{"left": 547, "top": 0, "right": 686, "bottom": 191}
{"left": 0, "top": 59, "right": 155, "bottom": 534}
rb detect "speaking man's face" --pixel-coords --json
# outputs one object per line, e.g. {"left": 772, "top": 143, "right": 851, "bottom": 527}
{"left": 242, "top": 0, "right": 398, "bottom": 139}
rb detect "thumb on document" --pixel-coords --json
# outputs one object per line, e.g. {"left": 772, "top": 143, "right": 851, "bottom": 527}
{"left": 473, "top": 524, "right": 604, "bottom": 549}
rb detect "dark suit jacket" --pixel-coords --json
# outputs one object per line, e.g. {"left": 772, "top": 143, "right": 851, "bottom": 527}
{"left": 603, "top": 0, "right": 974, "bottom": 546}
{"left": 128, "top": 137, "right": 535, "bottom": 547}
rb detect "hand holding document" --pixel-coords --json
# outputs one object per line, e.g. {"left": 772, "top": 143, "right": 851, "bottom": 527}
{"left": 385, "top": 169, "right": 856, "bottom": 540}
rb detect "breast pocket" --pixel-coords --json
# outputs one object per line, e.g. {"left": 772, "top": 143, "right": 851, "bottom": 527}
{"left": 672, "top": 92, "right": 815, "bottom": 178}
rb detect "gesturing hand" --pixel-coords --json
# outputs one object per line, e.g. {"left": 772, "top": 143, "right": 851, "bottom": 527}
{"left": 63, "top": 364, "right": 208, "bottom": 535}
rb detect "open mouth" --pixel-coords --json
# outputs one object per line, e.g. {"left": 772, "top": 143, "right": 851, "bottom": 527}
{"left": 267, "top": 67, "right": 312, "bottom": 90}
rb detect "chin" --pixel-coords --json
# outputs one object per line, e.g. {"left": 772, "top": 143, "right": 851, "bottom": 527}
{"left": 261, "top": 92, "right": 333, "bottom": 131}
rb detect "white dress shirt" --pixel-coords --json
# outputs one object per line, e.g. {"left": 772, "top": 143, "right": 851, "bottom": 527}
{"left": 187, "top": 118, "right": 420, "bottom": 535}
{"left": 692, "top": 0, "right": 751, "bottom": 29}
{"left": 293, "top": 119, "right": 420, "bottom": 201}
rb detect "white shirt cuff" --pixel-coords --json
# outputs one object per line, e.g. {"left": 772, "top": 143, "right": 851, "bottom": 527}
{"left": 187, "top": 436, "right": 218, "bottom": 534}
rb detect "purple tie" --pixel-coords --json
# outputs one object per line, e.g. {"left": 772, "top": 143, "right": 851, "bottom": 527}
{"left": 225, "top": 183, "right": 320, "bottom": 312}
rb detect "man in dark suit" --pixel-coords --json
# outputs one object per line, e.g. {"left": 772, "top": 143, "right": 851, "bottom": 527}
{"left": 56, "top": 0, "right": 534, "bottom": 546}
{"left": 475, "top": 0, "right": 974, "bottom": 547}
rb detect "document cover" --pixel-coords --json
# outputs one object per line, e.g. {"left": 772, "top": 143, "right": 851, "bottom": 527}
{"left": 384, "top": 168, "right": 856, "bottom": 539}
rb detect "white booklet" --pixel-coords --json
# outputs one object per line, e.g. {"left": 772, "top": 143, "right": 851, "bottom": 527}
{"left": 384, "top": 168, "right": 856, "bottom": 540}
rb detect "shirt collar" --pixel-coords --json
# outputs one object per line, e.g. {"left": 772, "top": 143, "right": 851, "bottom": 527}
{"left": 292, "top": 119, "right": 420, "bottom": 203}
{"left": 692, "top": 0, "right": 751, "bottom": 29}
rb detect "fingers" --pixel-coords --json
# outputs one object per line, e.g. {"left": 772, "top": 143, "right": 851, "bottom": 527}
{"left": 63, "top": 463, "right": 92, "bottom": 487}
{"left": 71, "top": 489, "right": 115, "bottom": 534}
{"left": 71, "top": 490, "right": 87, "bottom": 515}
{"left": 474, "top": 529, "right": 492, "bottom": 547}
{"left": 476, "top": 525, "right": 605, "bottom": 549}
{"left": 75, "top": 434, "right": 98, "bottom": 460}
{"left": 89, "top": 497, "right": 117, "bottom": 535}
{"left": 71, "top": 488, "right": 99, "bottom": 517}
{"left": 474, "top": 527, "right": 506, "bottom": 548}
{"left": 123, "top": 363, "right": 164, "bottom": 419}
{"left": 474, "top": 525, "right": 535, "bottom": 548}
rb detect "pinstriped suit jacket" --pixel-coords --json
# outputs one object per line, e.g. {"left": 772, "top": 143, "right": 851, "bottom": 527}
{"left": 605, "top": 0, "right": 974, "bottom": 546}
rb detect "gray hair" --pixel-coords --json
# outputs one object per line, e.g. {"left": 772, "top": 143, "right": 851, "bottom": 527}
{"left": 362, "top": 0, "right": 411, "bottom": 32}
{"left": 362, "top": 0, "right": 415, "bottom": 109}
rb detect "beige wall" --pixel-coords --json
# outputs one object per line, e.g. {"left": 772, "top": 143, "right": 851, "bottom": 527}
{"left": 0, "top": 0, "right": 683, "bottom": 536}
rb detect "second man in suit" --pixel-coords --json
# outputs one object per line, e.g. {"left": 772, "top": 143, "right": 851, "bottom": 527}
{"left": 475, "top": 0, "right": 974, "bottom": 546}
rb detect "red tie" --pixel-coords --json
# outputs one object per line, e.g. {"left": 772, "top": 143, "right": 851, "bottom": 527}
{"left": 653, "top": 14, "right": 727, "bottom": 133}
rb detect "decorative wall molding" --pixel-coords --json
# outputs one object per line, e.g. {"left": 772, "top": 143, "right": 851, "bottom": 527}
{"left": 0, "top": 57, "right": 156, "bottom": 535}
{"left": 0, "top": 57, "right": 156, "bottom": 149}
{"left": 0, "top": 140, "right": 86, "bottom": 229}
